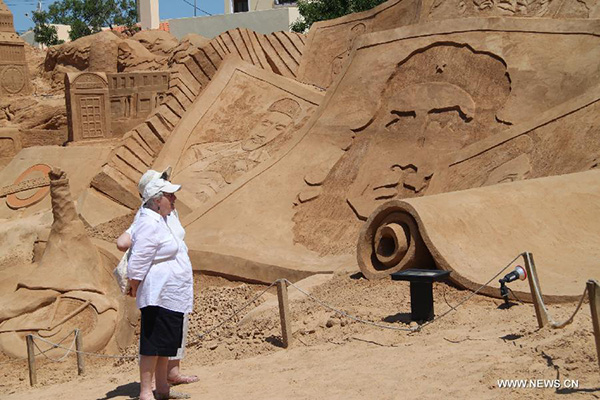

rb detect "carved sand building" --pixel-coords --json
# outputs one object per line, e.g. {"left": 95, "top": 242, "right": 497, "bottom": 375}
{"left": 0, "top": 0, "right": 30, "bottom": 97}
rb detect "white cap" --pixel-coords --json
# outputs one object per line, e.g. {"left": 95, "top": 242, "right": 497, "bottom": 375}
{"left": 137, "top": 166, "right": 172, "bottom": 196}
{"left": 142, "top": 178, "right": 181, "bottom": 204}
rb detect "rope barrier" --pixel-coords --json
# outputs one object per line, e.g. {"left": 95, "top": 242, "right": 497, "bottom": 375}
{"left": 31, "top": 331, "right": 77, "bottom": 362}
{"left": 2, "top": 252, "right": 590, "bottom": 365}
{"left": 545, "top": 286, "right": 588, "bottom": 329}
{"left": 284, "top": 279, "right": 416, "bottom": 332}
{"left": 284, "top": 253, "right": 525, "bottom": 333}
{"left": 190, "top": 280, "right": 279, "bottom": 345}
{"left": 416, "top": 253, "right": 524, "bottom": 331}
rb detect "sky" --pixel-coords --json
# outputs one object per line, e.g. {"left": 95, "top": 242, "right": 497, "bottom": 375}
{"left": 5, "top": 0, "right": 226, "bottom": 34}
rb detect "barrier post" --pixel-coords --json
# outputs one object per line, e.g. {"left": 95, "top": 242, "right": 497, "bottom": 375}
{"left": 523, "top": 252, "right": 549, "bottom": 328}
{"left": 587, "top": 280, "right": 600, "bottom": 374}
{"left": 75, "top": 329, "right": 85, "bottom": 375}
{"left": 276, "top": 279, "right": 293, "bottom": 348}
{"left": 26, "top": 335, "right": 36, "bottom": 386}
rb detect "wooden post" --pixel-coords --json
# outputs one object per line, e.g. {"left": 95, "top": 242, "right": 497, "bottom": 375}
{"left": 75, "top": 329, "right": 85, "bottom": 376}
{"left": 276, "top": 279, "right": 293, "bottom": 348}
{"left": 26, "top": 335, "right": 36, "bottom": 386}
{"left": 523, "top": 252, "right": 549, "bottom": 328}
{"left": 587, "top": 280, "right": 600, "bottom": 374}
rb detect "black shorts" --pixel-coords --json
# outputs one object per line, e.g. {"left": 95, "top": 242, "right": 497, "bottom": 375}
{"left": 140, "top": 306, "right": 184, "bottom": 357}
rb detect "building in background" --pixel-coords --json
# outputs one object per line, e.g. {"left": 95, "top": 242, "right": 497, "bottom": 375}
{"left": 225, "top": 0, "right": 297, "bottom": 14}
{"left": 21, "top": 23, "right": 71, "bottom": 48}
{"left": 138, "top": 0, "right": 160, "bottom": 30}
{"left": 169, "top": 0, "right": 298, "bottom": 39}
{"left": 22, "top": 0, "right": 300, "bottom": 44}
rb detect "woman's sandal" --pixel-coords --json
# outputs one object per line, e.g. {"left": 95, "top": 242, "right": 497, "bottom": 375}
{"left": 154, "top": 390, "right": 191, "bottom": 400}
{"left": 167, "top": 375, "right": 199, "bottom": 386}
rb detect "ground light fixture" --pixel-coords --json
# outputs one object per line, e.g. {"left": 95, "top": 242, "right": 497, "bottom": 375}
{"left": 499, "top": 265, "right": 527, "bottom": 305}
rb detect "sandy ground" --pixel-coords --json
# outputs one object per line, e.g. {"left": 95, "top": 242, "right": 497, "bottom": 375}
{"left": 1, "top": 272, "right": 598, "bottom": 400}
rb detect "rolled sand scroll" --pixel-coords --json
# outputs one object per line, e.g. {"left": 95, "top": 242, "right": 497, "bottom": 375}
{"left": 357, "top": 200, "right": 434, "bottom": 280}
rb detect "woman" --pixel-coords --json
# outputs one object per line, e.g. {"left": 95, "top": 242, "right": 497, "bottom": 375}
{"left": 118, "top": 169, "right": 198, "bottom": 388}
{"left": 127, "top": 176, "right": 194, "bottom": 400}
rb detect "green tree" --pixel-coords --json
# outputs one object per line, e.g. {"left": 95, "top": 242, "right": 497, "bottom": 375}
{"left": 291, "top": 0, "right": 388, "bottom": 33}
{"left": 31, "top": 10, "right": 63, "bottom": 47}
{"left": 41, "top": 0, "right": 138, "bottom": 41}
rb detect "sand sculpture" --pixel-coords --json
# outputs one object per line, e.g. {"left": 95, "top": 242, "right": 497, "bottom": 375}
{"left": 297, "top": 0, "right": 600, "bottom": 89}
{"left": 65, "top": 70, "right": 170, "bottom": 140}
{"left": 1, "top": 0, "right": 599, "bottom": 360}
{"left": 357, "top": 170, "right": 600, "bottom": 300}
{"left": 65, "top": 72, "right": 112, "bottom": 141}
{"left": 153, "top": 58, "right": 323, "bottom": 209}
{"left": 0, "top": 0, "right": 30, "bottom": 96}
{"left": 86, "top": 26, "right": 306, "bottom": 214}
{"left": 297, "top": 0, "right": 421, "bottom": 89}
{"left": 0, "top": 128, "right": 20, "bottom": 165}
{"left": 133, "top": 29, "right": 180, "bottom": 57}
{"left": 168, "top": 33, "right": 210, "bottom": 65}
{"left": 180, "top": 17, "right": 600, "bottom": 295}
{"left": 425, "top": 0, "right": 600, "bottom": 19}
{"left": 0, "top": 145, "right": 112, "bottom": 219}
{"left": 0, "top": 168, "right": 133, "bottom": 358}
{"left": 44, "top": 31, "right": 168, "bottom": 88}
{"left": 107, "top": 71, "right": 170, "bottom": 135}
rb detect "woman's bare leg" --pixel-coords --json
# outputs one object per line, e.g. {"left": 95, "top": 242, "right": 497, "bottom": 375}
{"left": 139, "top": 355, "right": 157, "bottom": 400}
{"left": 155, "top": 356, "right": 170, "bottom": 395}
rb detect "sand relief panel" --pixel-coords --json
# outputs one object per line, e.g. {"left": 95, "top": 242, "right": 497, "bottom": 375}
{"left": 173, "top": 71, "right": 315, "bottom": 206}
{"left": 293, "top": 43, "right": 513, "bottom": 255}
{"left": 65, "top": 72, "right": 112, "bottom": 142}
{"left": 440, "top": 98, "right": 600, "bottom": 192}
{"left": 426, "top": 0, "right": 597, "bottom": 18}
{"left": 298, "top": 0, "right": 421, "bottom": 89}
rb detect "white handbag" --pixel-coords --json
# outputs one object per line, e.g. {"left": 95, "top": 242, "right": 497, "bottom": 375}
{"left": 113, "top": 249, "right": 131, "bottom": 294}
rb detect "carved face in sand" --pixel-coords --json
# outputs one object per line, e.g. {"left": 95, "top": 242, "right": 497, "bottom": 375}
{"left": 241, "top": 98, "right": 301, "bottom": 152}
{"left": 347, "top": 81, "right": 477, "bottom": 219}
{"left": 241, "top": 111, "right": 294, "bottom": 151}
{"left": 294, "top": 43, "right": 512, "bottom": 236}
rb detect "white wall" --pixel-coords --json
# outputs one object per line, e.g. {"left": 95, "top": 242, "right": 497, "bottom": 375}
{"left": 139, "top": 0, "right": 159, "bottom": 30}
{"left": 169, "top": 7, "right": 299, "bottom": 39}
{"left": 20, "top": 24, "right": 71, "bottom": 48}
{"left": 225, "top": 0, "right": 295, "bottom": 14}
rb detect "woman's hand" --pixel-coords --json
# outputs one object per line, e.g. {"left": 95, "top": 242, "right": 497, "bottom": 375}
{"left": 117, "top": 232, "right": 132, "bottom": 252}
{"left": 128, "top": 279, "right": 141, "bottom": 297}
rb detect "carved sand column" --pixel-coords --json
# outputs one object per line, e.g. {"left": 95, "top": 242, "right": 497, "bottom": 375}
{"left": 47, "top": 168, "right": 77, "bottom": 233}
{"left": 35, "top": 167, "right": 103, "bottom": 290}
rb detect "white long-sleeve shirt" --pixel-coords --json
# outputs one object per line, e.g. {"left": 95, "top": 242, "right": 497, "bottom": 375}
{"left": 127, "top": 208, "right": 194, "bottom": 313}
